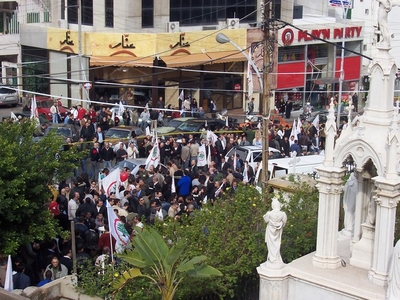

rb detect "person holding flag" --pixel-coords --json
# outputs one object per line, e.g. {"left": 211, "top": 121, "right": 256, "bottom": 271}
{"left": 106, "top": 201, "right": 130, "bottom": 254}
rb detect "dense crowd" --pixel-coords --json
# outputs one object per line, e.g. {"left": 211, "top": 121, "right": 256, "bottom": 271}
{"left": 0, "top": 95, "right": 330, "bottom": 290}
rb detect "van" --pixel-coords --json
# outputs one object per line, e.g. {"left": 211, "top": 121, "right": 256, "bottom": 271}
{"left": 254, "top": 151, "right": 325, "bottom": 185}
{"left": 225, "top": 145, "right": 281, "bottom": 170}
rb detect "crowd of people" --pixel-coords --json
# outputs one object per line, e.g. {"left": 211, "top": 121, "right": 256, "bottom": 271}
{"left": 0, "top": 92, "right": 331, "bottom": 290}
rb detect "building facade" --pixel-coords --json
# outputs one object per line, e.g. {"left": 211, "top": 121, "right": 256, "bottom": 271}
{"left": 15, "top": 0, "right": 364, "bottom": 111}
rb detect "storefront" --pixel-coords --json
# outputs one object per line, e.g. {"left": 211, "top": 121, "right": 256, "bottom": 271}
{"left": 21, "top": 26, "right": 249, "bottom": 110}
{"left": 276, "top": 21, "right": 363, "bottom": 109}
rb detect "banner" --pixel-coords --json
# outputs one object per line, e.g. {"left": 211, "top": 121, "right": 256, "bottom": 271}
{"left": 30, "top": 95, "right": 40, "bottom": 126}
{"left": 206, "top": 130, "right": 218, "bottom": 146}
{"left": 102, "top": 168, "right": 120, "bottom": 197}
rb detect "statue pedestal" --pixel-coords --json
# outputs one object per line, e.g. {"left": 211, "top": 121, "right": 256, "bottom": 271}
{"left": 350, "top": 223, "right": 375, "bottom": 270}
{"left": 257, "top": 262, "right": 289, "bottom": 300}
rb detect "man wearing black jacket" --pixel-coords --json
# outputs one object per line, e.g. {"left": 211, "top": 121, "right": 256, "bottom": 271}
{"left": 101, "top": 142, "right": 114, "bottom": 169}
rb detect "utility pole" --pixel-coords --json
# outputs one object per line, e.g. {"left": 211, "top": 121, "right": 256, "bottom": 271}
{"left": 261, "top": 1, "right": 272, "bottom": 195}
{"left": 78, "top": 0, "right": 83, "bottom": 107}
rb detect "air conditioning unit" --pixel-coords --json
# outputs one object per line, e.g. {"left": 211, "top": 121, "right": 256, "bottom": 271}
{"left": 166, "top": 21, "right": 180, "bottom": 33}
{"left": 227, "top": 18, "right": 239, "bottom": 29}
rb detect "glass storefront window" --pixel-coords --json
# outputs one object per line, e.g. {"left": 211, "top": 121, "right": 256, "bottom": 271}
{"left": 278, "top": 46, "right": 305, "bottom": 62}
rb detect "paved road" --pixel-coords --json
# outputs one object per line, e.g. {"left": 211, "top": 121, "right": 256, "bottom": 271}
{"left": 0, "top": 104, "right": 22, "bottom": 120}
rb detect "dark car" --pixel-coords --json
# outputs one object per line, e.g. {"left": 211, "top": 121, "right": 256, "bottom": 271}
{"left": 174, "top": 119, "right": 226, "bottom": 138}
{"left": 104, "top": 126, "right": 145, "bottom": 144}
{"left": 45, "top": 124, "right": 80, "bottom": 142}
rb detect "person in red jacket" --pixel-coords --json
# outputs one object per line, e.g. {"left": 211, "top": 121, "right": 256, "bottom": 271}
{"left": 77, "top": 104, "right": 87, "bottom": 121}
{"left": 98, "top": 224, "right": 116, "bottom": 253}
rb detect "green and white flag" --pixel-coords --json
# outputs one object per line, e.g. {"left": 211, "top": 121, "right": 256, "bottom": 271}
{"left": 106, "top": 201, "right": 130, "bottom": 253}
{"left": 198, "top": 144, "right": 207, "bottom": 167}
{"left": 145, "top": 141, "right": 160, "bottom": 170}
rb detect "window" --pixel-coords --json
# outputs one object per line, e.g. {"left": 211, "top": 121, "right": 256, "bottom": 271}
{"left": 142, "top": 0, "right": 153, "bottom": 28}
{"left": 105, "top": 0, "right": 113, "bottom": 28}
{"left": 67, "top": 0, "right": 93, "bottom": 25}
{"left": 170, "top": 0, "right": 256, "bottom": 25}
{"left": 67, "top": 0, "right": 78, "bottom": 24}
{"left": 82, "top": 0, "right": 93, "bottom": 25}
{"left": 27, "top": 12, "right": 40, "bottom": 23}
{"left": 61, "top": 0, "right": 65, "bottom": 19}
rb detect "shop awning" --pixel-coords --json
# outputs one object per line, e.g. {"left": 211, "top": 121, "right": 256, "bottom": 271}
{"left": 314, "top": 78, "right": 339, "bottom": 85}
{"left": 90, "top": 51, "right": 247, "bottom": 68}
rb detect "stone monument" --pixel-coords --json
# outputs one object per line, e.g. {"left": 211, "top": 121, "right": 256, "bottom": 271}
{"left": 258, "top": 4, "right": 400, "bottom": 298}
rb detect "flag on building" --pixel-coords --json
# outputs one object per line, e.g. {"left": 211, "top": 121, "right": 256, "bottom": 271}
{"left": 102, "top": 168, "right": 121, "bottom": 197}
{"left": 179, "top": 89, "right": 184, "bottom": 101}
{"left": 106, "top": 201, "right": 130, "bottom": 253}
{"left": 145, "top": 141, "right": 160, "bottom": 170}
{"left": 247, "top": 50, "right": 254, "bottom": 98}
{"left": 4, "top": 255, "right": 13, "bottom": 292}
{"left": 118, "top": 101, "right": 125, "bottom": 117}
{"left": 171, "top": 177, "right": 176, "bottom": 194}
{"left": 30, "top": 95, "right": 40, "bottom": 126}
{"left": 207, "top": 130, "right": 218, "bottom": 146}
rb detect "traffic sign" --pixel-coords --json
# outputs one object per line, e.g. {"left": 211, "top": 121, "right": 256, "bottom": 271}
{"left": 83, "top": 82, "right": 92, "bottom": 90}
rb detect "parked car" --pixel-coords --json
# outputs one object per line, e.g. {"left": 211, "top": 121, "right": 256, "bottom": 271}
{"left": 156, "top": 117, "right": 194, "bottom": 135}
{"left": 0, "top": 86, "right": 18, "bottom": 107}
{"left": 104, "top": 126, "right": 145, "bottom": 144}
{"left": 113, "top": 158, "right": 167, "bottom": 176}
{"left": 44, "top": 124, "right": 80, "bottom": 142}
{"left": 34, "top": 97, "right": 70, "bottom": 121}
{"left": 173, "top": 119, "right": 226, "bottom": 138}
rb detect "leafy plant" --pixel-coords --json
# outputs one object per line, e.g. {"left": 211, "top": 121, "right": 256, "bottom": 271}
{"left": 115, "top": 227, "right": 222, "bottom": 300}
{"left": 0, "top": 120, "right": 82, "bottom": 254}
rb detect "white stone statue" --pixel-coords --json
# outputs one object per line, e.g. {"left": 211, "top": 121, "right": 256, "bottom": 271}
{"left": 375, "top": 0, "right": 395, "bottom": 47}
{"left": 342, "top": 173, "right": 358, "bottom": 236}
{"left": 387, "top": 240, "right": 400, "bottom": 300}
{"left": 263, "top": 197, "right": 287, "bottom": 268}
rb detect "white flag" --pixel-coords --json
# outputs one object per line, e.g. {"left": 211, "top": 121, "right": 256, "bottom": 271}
{"left": 111, "top": 109, "right": 115, "bottom": 124}
{"left": 179, "top": 89, "right": 184, "bottom": 101}
{"left": 10, "top": 112, "right": 18, "bottom": 122}
{"left": 290, "top": 119, "right": 298, "bottom": 140}
{"left": 233, "top": 150, "right": 237, "bottom": 171}
{"left": 118, "top": 101, "right": 125, "bottom": 117}
{"left": 257, "top": 122, "right": 261, "bottom": 130}
{"left": 206, "top": 130, "right": 218, "bottom": 147}
{"left": 145, "top": 126, "right": 151, "bottom": 136}
{"left": 207, "top": 144, "right": 211, "bottom": 166}
{"left": 4, "top": 255, "right": 13, "bottom": 292}
{"left": 225, "top": 116, "right": 229, "bottom": 127}
{"left": 197, "top": 144, "right": 207, "bottom": 167}
{"left": 145, "top": 141, "right": 160, "bottom": 170}
{"left": 297, "top": 117, "right": 302, "bottom": 135}
{"left": 102, "top": 168, "right": 121, "bottom": 197}
{"left": 243, "top": 164, "right": 249, "bottom": 182}
{"left": 30, "top": 95, "right": 40, "bottom": 126}
{"left": 312, "top": 114, "right": 320, "bottom": 134}
{"left": 171, "top": 177, "right": 176, "bottom": 193}
{"left": 247, "top": 52, "right": 254, "bottom": 98}
{"left": 106, "top": 201, "right": 130, "bottom": 253}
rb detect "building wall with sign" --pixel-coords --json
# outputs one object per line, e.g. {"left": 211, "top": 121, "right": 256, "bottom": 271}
{"left": 275, "top": 18, "right": 364, "bottom": 109}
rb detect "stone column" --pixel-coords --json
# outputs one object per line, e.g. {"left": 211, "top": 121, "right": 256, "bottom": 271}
{"left": 368, "top": 177, "right": 400, "bottom": 286}
{"left": 257, "top": 264, "right": 289, "bottom": 300}
{"left": 312, "top": 166, "right": 345, "bottom": 269}
{"left": 352, "top": 171, "right": 369, "bottom": 243}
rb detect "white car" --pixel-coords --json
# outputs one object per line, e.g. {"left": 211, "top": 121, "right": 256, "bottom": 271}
{"left": 225, "top": 145, "right": 281, "bottom": 170}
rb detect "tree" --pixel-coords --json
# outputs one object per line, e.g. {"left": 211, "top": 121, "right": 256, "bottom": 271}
{"left": 114, "top": 227, "right": 222, "bottom": 300}
{"left": 0, "top": 120, "right": 82, "bottom": 254}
